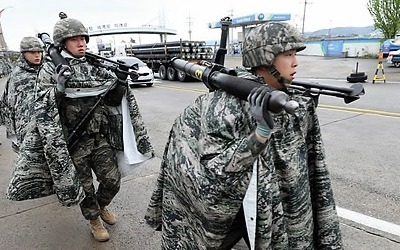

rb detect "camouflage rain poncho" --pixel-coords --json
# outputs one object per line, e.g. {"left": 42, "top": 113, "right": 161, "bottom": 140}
{"left": 0, "top": 54, "right": 41, "bottom": 145}
{"left": 6, "top": 53, "right": 154, "bottom": 206}
{"left": 145, "top": 72, "right": 342, "bottom": 249}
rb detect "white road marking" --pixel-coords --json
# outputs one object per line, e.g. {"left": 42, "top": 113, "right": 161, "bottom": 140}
{"left": 337, "top": 206, "right": 400, "bottom": 236}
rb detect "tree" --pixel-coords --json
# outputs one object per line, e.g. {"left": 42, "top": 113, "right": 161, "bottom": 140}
{"left": 367, "top": 0, "right": 400, "bottom": 39}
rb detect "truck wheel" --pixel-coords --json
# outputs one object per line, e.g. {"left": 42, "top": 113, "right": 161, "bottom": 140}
{"left": 159, "top": 65, "right": 167, "bottom": 80}
{"left": 167, "top": 67, "right": 177, "bottom": 81}
{"left": 394, "top": 62, "right": 400, "bottom": 68}
{"left": 177, "top": 70, "right": 187, "bottom": 82}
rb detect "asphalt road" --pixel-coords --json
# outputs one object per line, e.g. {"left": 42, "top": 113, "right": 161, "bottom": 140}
{"left": 0, "top": 55, "right": 399, "bottom": 249}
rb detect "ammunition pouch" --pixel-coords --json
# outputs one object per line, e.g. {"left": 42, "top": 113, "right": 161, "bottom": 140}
{"left": 104, "top": 80, "right": 128, "bottom": 107}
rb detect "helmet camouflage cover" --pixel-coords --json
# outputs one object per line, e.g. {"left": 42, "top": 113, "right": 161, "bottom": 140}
{"left": 242, "top": 21, "right": 306, "bottom": 68}
{"left": 20, "top": 36, "right": 44, "bottom": 52}
{"left": 53, "top": 18, "right": 89, "bottom": 47}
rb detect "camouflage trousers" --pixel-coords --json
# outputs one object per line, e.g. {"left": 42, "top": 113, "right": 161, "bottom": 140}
{"left": 70, "top": 133, "right": 121, "bottom": 220}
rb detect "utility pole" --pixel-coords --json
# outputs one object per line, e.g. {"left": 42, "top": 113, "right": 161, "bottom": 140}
{"left": 228, "top": 8, "right": 234, "bottom": 55}
{"left": 301, "top": 0, "right": 308, "bottom": 35}
{"left": 328, "top": 19, "right": 332, "bottom": 38}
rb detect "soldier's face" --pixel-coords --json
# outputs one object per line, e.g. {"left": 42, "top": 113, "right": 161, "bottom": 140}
{"left": 23, "top": 51, "right": 42, "bottom": 65}
{"left": 255, "top": 49, "right": 299, "bottom": 89}
{"left": 64, "top": 36, "right": 87, "bottom": 57}
{"left": 273, "top": 49, "right": 298, "bottom": 82}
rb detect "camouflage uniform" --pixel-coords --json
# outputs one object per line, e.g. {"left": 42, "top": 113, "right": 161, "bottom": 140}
{"left": 36, "top": 51, "right": 120, "bottom": 215}
{"left": 145, "top": 22, "right": 342, "bottom": 249}
{"left": 7, "top": 20, "right": 154, "bottom": 208}
{"left": 0, "top": 37, "right": 43, "bottom": 147}
{"left": 0, "top": 95, "right": 4, "bottom": 125}
{"left": 35, "top": 48, "right": 153, "bottom": 217}
{"left": 4, "top": 37, "right": 83, "bottom": 205}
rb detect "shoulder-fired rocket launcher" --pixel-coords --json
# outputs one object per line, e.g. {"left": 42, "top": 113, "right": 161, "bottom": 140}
{"left": 171, "top": 58, "right": 365, "bottom": 115}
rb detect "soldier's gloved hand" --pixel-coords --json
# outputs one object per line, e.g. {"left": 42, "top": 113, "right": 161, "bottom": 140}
{"left": 53, "top": 65, "right": 72, "bottom": 93}
{"left": 115, "top": 65, "right": 129, "bottom": 82}
{"left": 247, "top": 85, "right": 274, "bottom": 139}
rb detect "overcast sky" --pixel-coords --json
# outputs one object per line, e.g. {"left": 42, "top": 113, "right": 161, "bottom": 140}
{"left": 1, "top": 0, "right": 374, "bottom": 51}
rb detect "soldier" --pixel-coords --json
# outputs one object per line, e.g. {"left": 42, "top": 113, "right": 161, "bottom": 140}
{"left": 145, "top": 21, "right": 342, "bottom": 249}
{"left": 0, "top": 36, "right": 43, "bottom": 151}
{"left": 30, "top": 14, "right": 154, "bottom": 242}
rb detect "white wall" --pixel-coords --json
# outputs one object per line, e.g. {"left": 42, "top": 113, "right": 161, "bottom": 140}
{"left": 299, "top": 39, "right": 381, "bottom": 58}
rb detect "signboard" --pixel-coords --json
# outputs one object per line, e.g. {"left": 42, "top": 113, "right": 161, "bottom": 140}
{"left": 88, "top": 23, "right": 128, "bottom": 32}
{"left": 209, "top": 13, "right": 291, "bottom": 28}
{"left": 232, "top": 14, "right": 256, "bottom": 26}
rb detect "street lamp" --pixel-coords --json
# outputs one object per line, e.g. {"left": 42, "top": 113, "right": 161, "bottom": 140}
{"left": 0, "top": 6, "right": 13, "bottom": 51}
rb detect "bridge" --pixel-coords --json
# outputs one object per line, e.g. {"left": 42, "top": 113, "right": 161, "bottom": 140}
{"left": 87, "top": 23, "right": 177, "bottom": 42}
{"left": 86, "top": 13, "right": 291, "bottom": 53}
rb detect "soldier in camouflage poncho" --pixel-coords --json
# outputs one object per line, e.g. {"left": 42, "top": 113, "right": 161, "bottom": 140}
{"left": 145, "top": 22, "right": 342, "bottom": 249}
{"left": 7, "top": 14, "right": 154, "bottom": 242}
{"left": 2, "top": 37, "right": 58, "bottom": 204}
{"left": 2, "top": 37, "right": 59, "bottom": 204}
{"left": 0, "top": 37, "right": 44, "bottom": 150}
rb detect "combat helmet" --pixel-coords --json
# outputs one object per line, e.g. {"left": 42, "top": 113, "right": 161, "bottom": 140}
{"left": 242, "top": 21, "right": 305, "bottom": 68}
{"left": 20, "top": 36, "right": 44, "bottom": 52}
{"left": 53, "top": 12, "right": 89, "bottom": 47}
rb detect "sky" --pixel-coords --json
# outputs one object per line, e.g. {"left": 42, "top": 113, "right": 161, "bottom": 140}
{"left": 0, "top": 0, "right": 375, "bottom": 51}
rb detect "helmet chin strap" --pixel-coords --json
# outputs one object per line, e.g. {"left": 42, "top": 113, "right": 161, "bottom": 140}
{"left": 267, "top": 65, "right": 292, "bottom": 91}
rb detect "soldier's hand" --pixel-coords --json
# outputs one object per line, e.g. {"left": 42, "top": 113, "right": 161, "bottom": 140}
{"left": 247, "top": 85, "right": 274, "bottom": 139}
{"left": 115, "top": 65, "right": 129, "bottom": 81}
{"left": 53, "top": 64, "right": 72, "bottom": 93}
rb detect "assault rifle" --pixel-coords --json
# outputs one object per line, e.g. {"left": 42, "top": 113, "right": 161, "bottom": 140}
{"left": 85, "top": 51, "right": 140, "bottom": 79}
{"left": 288, "top": 79, "right": 365, "bottom": 104}
{"left": 39, "top": 32, "right": 140, "bottom": 80}
{"left": 171, "top": 58, "right": 365, "bottom": 115}
{"left": 37, "top": 32, "right": 139, "bottom": 150}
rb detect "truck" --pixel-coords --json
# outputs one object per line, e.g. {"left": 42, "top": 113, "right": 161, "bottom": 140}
{"left": 381, "top": 33, "right": 400, "bottom": 58}
{"left": 125, "top": 40, "right": 215, "bottom": 82}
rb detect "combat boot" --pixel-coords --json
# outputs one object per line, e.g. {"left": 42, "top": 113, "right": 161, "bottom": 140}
{"left": 89, "top": 218, "right": 110, "bottom": 242}
{"left": 99, "top": 206, "right": 116, "bottom": 225}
